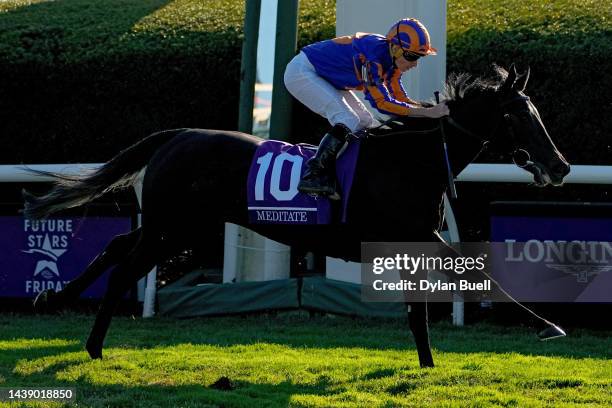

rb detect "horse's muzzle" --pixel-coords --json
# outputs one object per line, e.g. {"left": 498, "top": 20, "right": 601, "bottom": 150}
{"left": 551, "top": 161, "right": 571, "bottom": 180}
{"left": 531, "top": 160, "right": 570, "bottom": 187}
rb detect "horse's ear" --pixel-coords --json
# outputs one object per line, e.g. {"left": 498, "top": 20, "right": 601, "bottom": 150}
{"left": 514, "top": 66, "right": 530, "bottom": 91}
{"left": 499, "top": 63, "right": 517, "bottom": 93}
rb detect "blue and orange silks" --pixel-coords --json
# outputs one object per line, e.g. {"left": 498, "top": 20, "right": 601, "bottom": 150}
{"left": 301, "top": 33, "right": 417, "bottom": 116}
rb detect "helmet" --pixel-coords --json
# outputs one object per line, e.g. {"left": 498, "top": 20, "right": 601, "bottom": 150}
{"left": 386, "top": 18, "right": 437, "bottom": 56}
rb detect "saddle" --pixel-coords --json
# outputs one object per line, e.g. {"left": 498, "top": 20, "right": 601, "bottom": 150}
{"left": 246, "top": 137, "right": 361, "bottom": 225}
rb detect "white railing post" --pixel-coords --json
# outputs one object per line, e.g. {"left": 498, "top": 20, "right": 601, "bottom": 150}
{"left": 133, "top": 169, "right": 157, "bottom": 318}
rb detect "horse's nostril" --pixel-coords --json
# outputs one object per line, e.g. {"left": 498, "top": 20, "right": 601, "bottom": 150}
{"left": 553, "top": 162, "right": 570, "bottom": 177}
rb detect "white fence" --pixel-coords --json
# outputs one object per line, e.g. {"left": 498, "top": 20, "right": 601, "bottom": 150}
{"left": 3, "top": 163, "right": 611, "bottom": 183}
{"left": 1, "top": 163, "right": 611, "bottom": 321}
{"left": 457, "top": 164, "right": 611, "bottom": 184}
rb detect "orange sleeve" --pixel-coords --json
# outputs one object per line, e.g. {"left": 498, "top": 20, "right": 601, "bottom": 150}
{"left": 387, "top": 69, "right": 422, "bottom": 106}
{"left": 363, "top": 62, "right": 412, "bottom": 115}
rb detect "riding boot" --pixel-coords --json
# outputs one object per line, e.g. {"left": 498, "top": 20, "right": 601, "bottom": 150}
{"left": 298, "top": 124, "right": 350, "bottom": 198}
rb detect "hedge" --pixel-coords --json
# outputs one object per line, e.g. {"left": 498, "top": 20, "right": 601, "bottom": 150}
{"left": 0, "top": 0, "right": 243, "bottom": 163}
{"left": 446, "top": 0, "right": 612, "bottom": 165}
{"left": 0, "top": 0, "right": 337, "bottom": 163}
{"left": 0, "top": 0, "right": 609, "bottom": 165}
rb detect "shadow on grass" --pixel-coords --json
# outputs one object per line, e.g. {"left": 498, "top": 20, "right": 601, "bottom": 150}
{"left": 1, "top": 313, "right": 610, "bottom": 407}
{"left": 0, "top": 343, "right": 84, "bottom": 386}
{"left": 4, "top": 346, "right": 341, "bottom": 408}
{"left": 129, "top": 315, "right": 612, "bottom": 359}
{"left": 3, "top": 313, "right": 611, "bottom": 365}
{"left": 4, "top": 378, "right": 342, "bottom": 408}
{"left": 0, "top": 340, "right": 339, "bottom": 407}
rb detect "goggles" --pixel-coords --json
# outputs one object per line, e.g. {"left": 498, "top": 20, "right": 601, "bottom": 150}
{"left": 391, "top": 45, "right": 422, "bottom": 62}
{"left": 401, "top": 50, "right": 422, "bottom": 62}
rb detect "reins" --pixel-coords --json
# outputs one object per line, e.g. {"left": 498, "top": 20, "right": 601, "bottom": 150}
{"left": 360, "top": 93, "right": 532, "bottom": 198}
{"left": 364, "top": 122, "right": 441, "bottom": 138}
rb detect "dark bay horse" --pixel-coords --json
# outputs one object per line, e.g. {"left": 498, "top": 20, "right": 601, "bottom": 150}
{"left": 25, "top": 65, "right": 570, "bottom": 367}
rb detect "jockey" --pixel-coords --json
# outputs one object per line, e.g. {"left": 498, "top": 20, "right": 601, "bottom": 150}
{"left": 284, "top": 18, "right": 449, "bottom": 198}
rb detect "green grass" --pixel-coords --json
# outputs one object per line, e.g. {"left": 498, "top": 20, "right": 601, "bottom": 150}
{"left": 0, "top": 313, "right": 610, "bottom": 407}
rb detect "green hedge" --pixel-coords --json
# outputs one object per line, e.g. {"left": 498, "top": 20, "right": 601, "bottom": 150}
{"left": 0, "top": 0, "right": 247, "bottom": 163}
{"left": 447, "top": 0, "right": 612, "bottom": 165}
{"left": 0, "top": 0, "right": 609, "bottom": 164}
{"left": 0, "top": 0, "right": 337, "bottom": 163}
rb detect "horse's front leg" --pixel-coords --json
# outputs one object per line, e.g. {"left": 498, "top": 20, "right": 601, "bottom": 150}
{"left": 407, "top": 301, "right": 434, "bottom": 368}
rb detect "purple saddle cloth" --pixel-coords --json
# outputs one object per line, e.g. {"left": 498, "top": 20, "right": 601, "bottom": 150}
{"left": 247, "top": 138, "right": 361, "bottom": 225}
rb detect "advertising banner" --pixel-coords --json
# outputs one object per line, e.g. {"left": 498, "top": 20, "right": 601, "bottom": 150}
{"left": 360, "top": 241, "right": 612, "bottom": 303}
{"left": 490, "top": 203, "right": 612, "bottom": 303}
{"left": 0, "top": 216, "right": 131, "bottom": 299}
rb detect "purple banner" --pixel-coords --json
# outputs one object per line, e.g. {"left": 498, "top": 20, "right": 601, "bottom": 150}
{"left": 0, "top": 216, "right": 131, "bottom": 299}
{"left": 491, "top": 215, "right": 612, "bottom": 302}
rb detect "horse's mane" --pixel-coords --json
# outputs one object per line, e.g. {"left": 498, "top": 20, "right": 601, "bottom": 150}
{"left": 442, "top": 64, "right": 507, "bottom": 103}
{"left": 368, "top": 65, "right": 508, "bottom": 135}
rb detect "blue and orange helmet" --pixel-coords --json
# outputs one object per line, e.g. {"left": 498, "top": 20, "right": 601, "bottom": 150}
{"left": 386, "top": 18, "right": 437, "bottom": 56}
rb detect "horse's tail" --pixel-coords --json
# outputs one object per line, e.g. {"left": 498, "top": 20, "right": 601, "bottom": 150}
{"left": 23, "top": 128, "right": 187, "bottom": 220}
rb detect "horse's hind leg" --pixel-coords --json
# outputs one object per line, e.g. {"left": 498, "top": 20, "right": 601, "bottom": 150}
{"left": 85, "top": 235, "right": 157, "bottom": 359}
{"left": 33, "top": 228, "right": 142, "bottom": 313}
{"left": 407, "top": 301, "right": 435, "bottom": 368}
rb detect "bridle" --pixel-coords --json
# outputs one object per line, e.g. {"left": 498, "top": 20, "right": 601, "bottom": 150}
{"left": 370, "top": 94, "right": 532, "bottom": 157}
{"left": 367, "top": 93, "right": 535, "bottom": 198}
{"left": 443, "top": 93, "right": 535, "bottom": 196}
{"left": 443, "top": 94, "right": 533, "bottom": 168}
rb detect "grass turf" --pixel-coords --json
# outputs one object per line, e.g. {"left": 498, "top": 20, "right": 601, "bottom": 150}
{"left": 0, "top": 313, "right": 610, "bottom": 407}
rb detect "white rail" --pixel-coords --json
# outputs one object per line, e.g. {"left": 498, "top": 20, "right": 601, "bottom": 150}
{"left": 457, "top": 164, "right": 612, "bottom": 184}
{"left": 2, "top": 163, "right": 610, "bottom": 322}
{"left": 3, "top": 163, "right": 610, "bottom": 184}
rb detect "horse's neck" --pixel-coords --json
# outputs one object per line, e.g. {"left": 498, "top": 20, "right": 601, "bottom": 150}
{"left": 364, "top": 121, "right": 444, "bottom": 169}
{"left": 358, "top": 103, "right": 495, "bottom": 178}
{"left": 445, "top": 101, "right": 497, "bottom": 174}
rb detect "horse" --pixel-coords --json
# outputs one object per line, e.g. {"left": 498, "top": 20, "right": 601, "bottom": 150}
{"left": 25, "top": 64, "right": 570, "bottom": 367}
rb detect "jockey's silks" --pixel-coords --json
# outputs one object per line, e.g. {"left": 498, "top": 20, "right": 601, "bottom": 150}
{"left": 301, "top": 33, "right": 417, "bottom": 115}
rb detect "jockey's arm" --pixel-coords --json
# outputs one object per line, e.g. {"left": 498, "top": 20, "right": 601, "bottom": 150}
{"left": 387, "top": 70, "right": 421, "bottom": 106}
{"left": 387, "top": 70, "right": 439, "bottom": 110}
{"left": 363, "top": 62, "right": 413, "bottom": 116}
{"left": 364, "top": 62, "right": 449, "bottom": 118}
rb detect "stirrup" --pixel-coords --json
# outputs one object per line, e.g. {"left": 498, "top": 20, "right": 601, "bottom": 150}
{"left": 328, "top": 191, "right": 341, "bottom": 201}
{"left": 304, "top": 191, "right": 341, "bottom": 201}
{"left": 298, "top": 181, "right": 341, "bottom": 200}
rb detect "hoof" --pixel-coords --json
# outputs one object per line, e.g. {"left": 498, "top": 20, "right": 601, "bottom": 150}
{"left": 86, "top": 345, "right": 103, "bottom": 360}
{"left": 538, "top": 324, "right": 566, "bottom": 341}
{"left": 86, "top": 340, "right": 103, "bottom": 360}
{"left": 33, "top": 289, "right": 62, "bottom": 314}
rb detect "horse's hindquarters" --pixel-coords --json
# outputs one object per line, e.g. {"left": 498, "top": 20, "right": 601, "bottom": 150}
{"left": 140, "top": 130, "right": 260, "bottom": 245}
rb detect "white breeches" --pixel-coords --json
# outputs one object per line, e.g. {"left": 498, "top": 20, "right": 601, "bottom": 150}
{"left": 284, "top": 51, "right": 376, "bottom": 133}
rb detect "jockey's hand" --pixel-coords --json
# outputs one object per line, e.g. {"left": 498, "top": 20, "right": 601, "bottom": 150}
{"left": 419, "top": 101, "right": 434, "bottom": 108}
{"left": 409, "top": 102, "right": 449, "bottom": 118}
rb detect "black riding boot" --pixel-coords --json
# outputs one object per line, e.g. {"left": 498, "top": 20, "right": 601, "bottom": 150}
{"left": 298, "top": 124, "right": 350, "bottom": 198}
